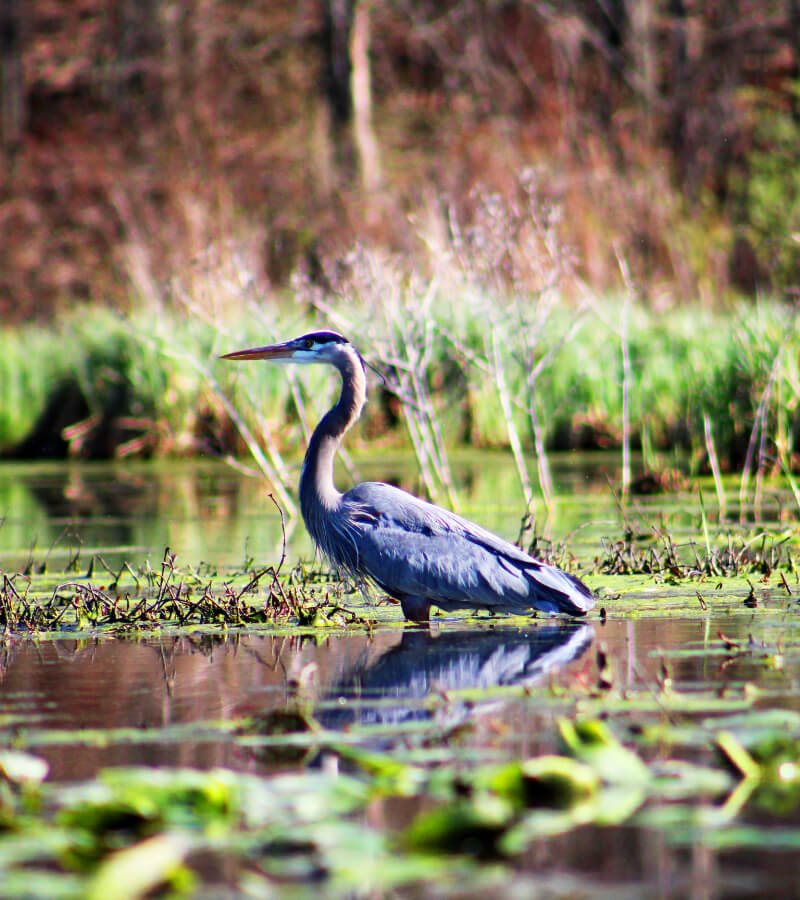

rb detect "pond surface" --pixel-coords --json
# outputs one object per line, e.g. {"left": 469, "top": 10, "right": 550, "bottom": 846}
{"left": 1, "top": 451, "right": 795, "bottom": 572}
{"left": 1, "top": 454, "right": 799, "bottom": 898}
{"left": 0, "top": 451, "right": 628, "bottom": 572}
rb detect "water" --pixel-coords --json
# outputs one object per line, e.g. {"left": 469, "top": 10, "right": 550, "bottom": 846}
{"left": 0, "top": 452, "right": 628, "bottom": 575}
{"left": 2, "top": 453, "right": 794, "bottom": 573}
{"left": 1, "top": 454, "right": 799, "bottom": 897}
{"left": 3, "top": 614, "right": 799, "bottom": 896}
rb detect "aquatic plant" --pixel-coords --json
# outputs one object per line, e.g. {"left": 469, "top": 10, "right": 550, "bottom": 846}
{"left": 1, "top": 705, "right": 799, "bottom": 897}
{"left": 0, "top": 546, "right": 372, "bottom": 632}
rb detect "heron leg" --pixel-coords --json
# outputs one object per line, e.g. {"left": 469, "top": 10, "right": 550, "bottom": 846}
{"left": 398, "top": 594, "right": 431, "bottom": 625}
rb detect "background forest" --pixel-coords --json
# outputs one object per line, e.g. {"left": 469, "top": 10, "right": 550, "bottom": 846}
{"left": 1, "top": 0, "right": 798, "bottom": 318}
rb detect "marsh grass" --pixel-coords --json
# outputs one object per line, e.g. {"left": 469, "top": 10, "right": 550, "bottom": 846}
{"left": 0, "top": 544, "right": 372, "bottom": 632}
{"left": 597, "top": 525, "right": 797, "bottom": 579}
{"left": 1, "top": 501, "right": 797, "bottom": 635}
{"left": 1, "top": 230, "right": 798, "bottom": 528}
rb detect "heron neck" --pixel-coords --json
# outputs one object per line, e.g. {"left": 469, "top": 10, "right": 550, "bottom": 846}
{"left": 299, "top": 351, "right": 366, "bottom": 523}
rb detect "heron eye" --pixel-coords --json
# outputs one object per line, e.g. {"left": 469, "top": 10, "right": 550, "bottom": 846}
{"left": 303, "top": 338, "right": 314, "bottom": 349}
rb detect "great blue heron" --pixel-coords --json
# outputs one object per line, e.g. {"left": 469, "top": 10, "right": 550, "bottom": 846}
{"left": 222, "top": 330, "right": 595, "bottom": 624}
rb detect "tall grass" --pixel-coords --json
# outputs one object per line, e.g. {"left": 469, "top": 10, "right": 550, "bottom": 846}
{"left": 2, "top": 294, "right": 796, "bottom": 468}
{"left": 1, "top": 231, "right": 798, "bottom": 528}
{"left": 0, "top": 325, "right": 73, "bottom": 447}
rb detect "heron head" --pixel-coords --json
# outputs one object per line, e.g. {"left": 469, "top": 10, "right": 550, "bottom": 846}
{"left": 221, "top": 330, "right": 353, "bottom": 366}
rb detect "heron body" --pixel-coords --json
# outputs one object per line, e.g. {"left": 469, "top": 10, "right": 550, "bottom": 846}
{"left": 222, "top": 330, "right": 595, "bottom": 624}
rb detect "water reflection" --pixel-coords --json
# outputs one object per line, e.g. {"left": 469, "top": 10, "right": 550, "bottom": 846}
{"left": 0, "top": 455, "right": 625, "bottom": 572}
{"left": 320, "top": 623, "right": 594, "bottom": 729}
{"left": 2, "top": 455, "right": 799, "bottom": 578}
{"left": 1, "top": 618, "right": 796, "bottom": 900}
{"left": 0, "top": 622, "right": 593, "bottom": 780}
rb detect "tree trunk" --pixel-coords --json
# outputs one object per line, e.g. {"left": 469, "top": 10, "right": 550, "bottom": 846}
{"left": 350, "top": 1, "right": 380, "bottom": 192}
{"left": 791, "top": 0, "right": 800, "bottom": 121}
{"left": 0, "top": 0, "right": 25, "bottom": 150}
{"left": 318, "top": 0, "right": 379, "bottom": 194}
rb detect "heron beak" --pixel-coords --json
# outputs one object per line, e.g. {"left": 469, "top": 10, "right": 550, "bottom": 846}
{"left": 220, "top": 342, "right": 294, "bottom": 362}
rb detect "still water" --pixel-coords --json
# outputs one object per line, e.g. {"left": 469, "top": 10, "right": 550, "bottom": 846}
{"left": 0, "top": 452, "right": 627, "bottom": 572}
{"left": 1, "top": 454, "right": 799, "bottom": 898}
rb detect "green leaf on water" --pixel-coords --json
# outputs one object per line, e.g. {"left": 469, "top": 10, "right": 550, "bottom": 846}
{"left": 649, "top": 759, "right": 734, "bottom": 800}
{"left": 331, "top": 744, "right": 428, "bottom": 795}
{"left": 403, "top": 793, "right": 514, "bottom": 858}
{"left": 716, "top": 731, "right": 762, "bottom": 780}
{"left": 490, "top": 756, "right": 599, "bottom": 810}
{"left": 86, "top": 832, "right": 193, "bottom": 900}
{"left": 0, "top": 750, "right": 49, "bottom": 785}
{"left": 557, "top": 718, "right": 651, "bottom": 786}
{"left": 0, "top": 868, "right": 85, "bottom": 900}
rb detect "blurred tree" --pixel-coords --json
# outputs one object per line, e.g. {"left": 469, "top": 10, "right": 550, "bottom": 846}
{"left": 2, "top": 0, "right": 800, "bottom": 315}
{"left": 735, "top": 86, "right": 800, "bottom": 292}
{"left": 319, "top": 0, "right": 380, "bottom": 194}
{"left": 0, "top": 0, "right": 25, "bottom": 150}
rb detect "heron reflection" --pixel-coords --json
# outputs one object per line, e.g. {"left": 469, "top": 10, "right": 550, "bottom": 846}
{"left": 318, "top": 622, "right": 594, "bottom": 729}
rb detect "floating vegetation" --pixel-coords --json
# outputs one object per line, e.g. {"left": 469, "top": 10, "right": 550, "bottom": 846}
{"left": 2, "top": 706, "right": 800, "bottom": 897}
{"left": 2, "top": 513, "right": 800, "bottom": 635}
{"left": 0, "top": 547, "right": 374, "bottom": 633}
{"left": 597, "top": 526, "right": 798, "bottom": 578}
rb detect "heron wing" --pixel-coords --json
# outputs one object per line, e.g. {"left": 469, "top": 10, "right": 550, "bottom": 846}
{"left": 341, "top": 482, "right": 594, "bottom": 615}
